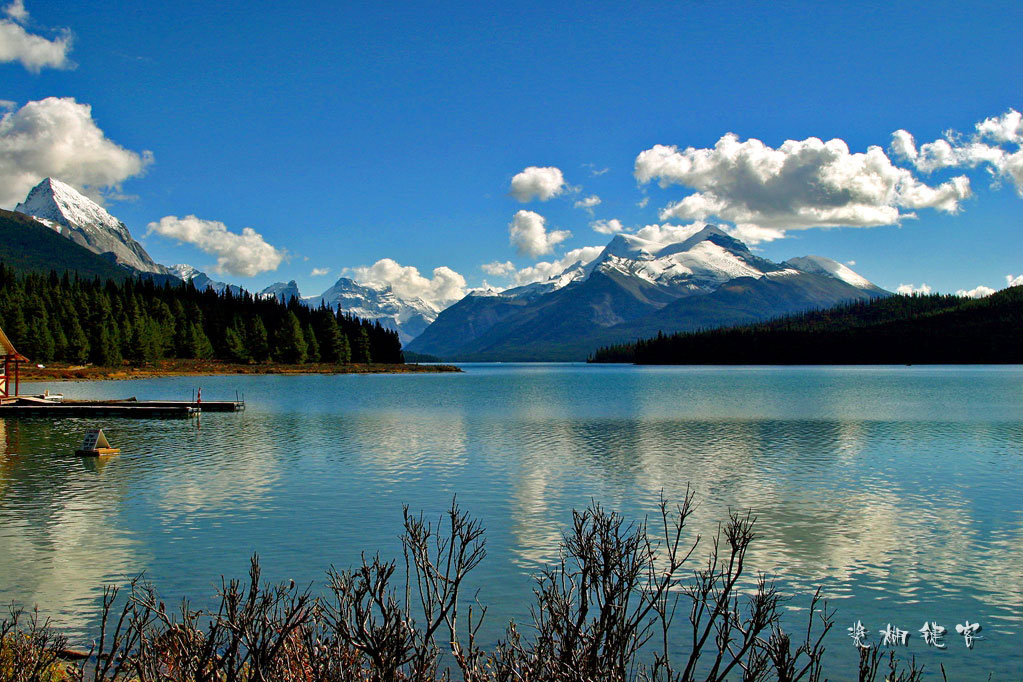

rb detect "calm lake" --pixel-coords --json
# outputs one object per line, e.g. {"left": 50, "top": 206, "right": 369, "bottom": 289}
{"left": 2, "top": 364, "right": 1021, "bottom": 679}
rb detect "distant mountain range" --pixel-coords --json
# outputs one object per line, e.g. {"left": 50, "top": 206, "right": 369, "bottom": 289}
{"left": 8, "top": 178, "right": 893, "bottom": 358}
{"left": 256, "top": 278, "right": 440, "bottom": 345}
{"left": 407, "top": 225, "right": 889, "bottom": 361}
{"left": 8, "top": 178, "right": 435, "bottom": 343}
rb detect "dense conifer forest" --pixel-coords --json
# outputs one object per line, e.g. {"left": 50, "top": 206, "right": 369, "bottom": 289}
{"left": 0, "top": 263, "right": 404, "bottom": 366}
{"left": 590, "top": 286, "right": 1023, "bottom": 364}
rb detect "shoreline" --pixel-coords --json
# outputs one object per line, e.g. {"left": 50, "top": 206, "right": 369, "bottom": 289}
{"left": 18, "top": 359, "right": 461, "bottom": 383}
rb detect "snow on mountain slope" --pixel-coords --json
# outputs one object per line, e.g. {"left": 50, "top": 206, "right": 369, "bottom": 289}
{"left": 14, "top": 178, "right": 167, "bottom": 274}
{"left": 409, "top": 223, "right": 890, "bottom": 360}
{"left": 256, "top": 277, "right": 440, "bottom": 344}
{"left": 589, "top": 225, "right": 780, "bottom": 296}
{"left": 259, "top": 280, "right": 302, "bottom": 303}
{"left": 168, "top": 264, "right": 245, "bottom": 296}
{"left": 784, "top": 255, "right": 880, "bottom": 290}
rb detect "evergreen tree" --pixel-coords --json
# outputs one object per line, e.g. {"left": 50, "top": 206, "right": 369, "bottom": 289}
{"left": 224, "top": 323, "right": 249, "bottom": 363}
{"left": 304, "top": 322, "right": 319, "bottom": 364}
{"left": 247, "top": 317, "right": 271, "bottom": 363}
{"left": 273, "top": 311, "right": 307, "bottom": 364}
{"left": 352, "top": 326, "right": 372, "bottom": 364}
{"left": 315, "top": 310, "right": 346, "bottom": 363}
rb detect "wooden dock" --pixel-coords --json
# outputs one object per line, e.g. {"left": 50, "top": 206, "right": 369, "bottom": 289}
{"left": 0, "top": 396, "right": 244, "bottom": 418}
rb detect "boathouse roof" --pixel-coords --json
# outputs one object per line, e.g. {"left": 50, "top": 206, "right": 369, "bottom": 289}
{"left": 0, "top": 325, "right": 27, "bottom": 360}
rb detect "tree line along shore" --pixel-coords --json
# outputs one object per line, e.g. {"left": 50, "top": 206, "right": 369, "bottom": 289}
{"left": 590, "top": 285, "right": 1023, "bottom": 365}
{"left": 0, "top": 263, "right": 458, "bottom": 376}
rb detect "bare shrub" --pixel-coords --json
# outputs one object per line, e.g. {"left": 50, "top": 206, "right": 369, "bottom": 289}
{"left": 2, "top": 494, "right": 933, "bottom": 682}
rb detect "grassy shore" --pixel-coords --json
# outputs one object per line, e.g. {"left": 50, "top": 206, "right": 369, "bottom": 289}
{"left": 19, "top": 358, "right": 461, "bottom": 382}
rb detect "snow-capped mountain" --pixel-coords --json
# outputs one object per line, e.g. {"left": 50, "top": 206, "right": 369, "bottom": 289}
{"left": 256, "top": 277, "right": 439, "bottom": 344}
{"left": 167, "top": 264, "right": 245, "bottom": 296}
{"left": 407, "top": 224, "right": 889, "bottom": 361}
{"left": 259, "top": 280, "right": 303, "bottom": 303}
{"left": 312, "top": 277, "right": 439, "bottom": 343}
{"left": 15, "top": 178, "right": 168, "bottom": 275}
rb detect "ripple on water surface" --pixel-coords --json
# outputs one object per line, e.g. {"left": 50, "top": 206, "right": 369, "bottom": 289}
{"left": 1, "top": 366, "right": 1021, "bottom": 679}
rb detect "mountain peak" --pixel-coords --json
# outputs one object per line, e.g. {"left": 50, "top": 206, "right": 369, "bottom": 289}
{"left": 14, "top": 177, "right": 166, "bottom": 274}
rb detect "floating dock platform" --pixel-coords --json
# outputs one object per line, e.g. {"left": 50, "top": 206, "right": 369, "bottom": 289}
{"left": 0, "top": 396, "right": 244, "bottom": 418}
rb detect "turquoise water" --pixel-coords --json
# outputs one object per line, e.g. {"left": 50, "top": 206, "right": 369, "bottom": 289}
{"left": 1, "top": 364, "right": 1021, "bottom": 679}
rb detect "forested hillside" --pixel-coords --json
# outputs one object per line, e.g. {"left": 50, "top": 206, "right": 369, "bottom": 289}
{"left": 590, "top": 287, "right": 1023, "bottom": 364}
{"left": 0, "top": 263, "right": 403, "bottom": 366}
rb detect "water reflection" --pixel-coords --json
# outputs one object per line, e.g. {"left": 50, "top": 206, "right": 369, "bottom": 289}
{"left": 0, "top": 367, "right": 1020, "bottom": 678}
{"left": 0, "top": 418, "right": 146, "bottom": 636}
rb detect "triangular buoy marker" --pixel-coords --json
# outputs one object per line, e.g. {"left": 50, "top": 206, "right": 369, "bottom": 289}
{"left": 75, "top": 428, "right": 121, "bottom": 456}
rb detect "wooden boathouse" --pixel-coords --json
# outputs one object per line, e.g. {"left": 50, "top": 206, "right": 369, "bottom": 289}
{"left": 0, "top": 324, "right": 26, "bottom": 400}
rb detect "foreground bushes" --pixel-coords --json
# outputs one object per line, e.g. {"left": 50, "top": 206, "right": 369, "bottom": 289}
{"left": 2, "top": 495, "right": 931, "bottom": 681}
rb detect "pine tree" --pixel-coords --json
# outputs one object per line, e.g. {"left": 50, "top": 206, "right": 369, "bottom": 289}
{"left": 224, "top": 323, "right": 249, "bottom": 363}
{"left": 304, "top": 322, "right": 319, "bottom": 364}
{"left": 316, "top": 310, "right": 346, "bottom": 363}
{"left": 274, "top": 311, "right": 307, "bottom": 364}
{"left": 352, "top": 326, "right": 372, "bottom": 364}
{"left": 247, "top": 317, "right": 270, "bottom": 363}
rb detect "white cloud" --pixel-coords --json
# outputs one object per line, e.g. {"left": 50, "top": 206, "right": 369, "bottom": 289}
{"left": 633, "top": 222, "right": 706, "bottom": 245}
{"left": 513, "top": 246, "right": 604, "bottom": 286}
{"left": 147, "top": 215, "right": 285, "bottom": 278}
{"left": 509, "top": 209, "right": 570, "bottom": 258}
{"left": 0, "top": 99, "right": 15, "bottom": 111}
{"left": 481, "top": 260, "right": 516, "bottom": 277}
{"left": 1007, "top": 274, "right": 1023, "bottom": 288}
{"left": 956, "top": 285, "right": 995, "bottom": 299}
{"left": 892, "top": 110, "right": 1023, "bottom": 195}
{"left": 310, "top": 267, "right": 330, "bottom": 277}
{"left": 635, "top": 134, "right": 971, "bottom": 232}
{"left": 509, "top": 166, "right": 567, "bottom": 202}
{"left": 347, "top": 259, "right": 466, "bottom": 307}
{"left": 977, "top": 110, "right": 1023, "bottom": 145}
{"left": 0, "top": 6, "right": 72, "bottom": 72}
{"left": 574, "top": 194, "right": 601, "bottom": 214}
{"left": 0, "top": 97, "right": 152, "bottom": 207}
{"left": 3, "top": 0, "right": 28, "bottom": 22}
{"left": 590, "top": 218, "right": 624, "bottom": 235}
{"left": 723, "top": 223, "right": 786, "bottom": 245}
{"left": 846, "top": 260, "right": 856, "bottom": 266}
{"left": 636, "top": 196, "right": 649, "bottom": 208}
{"left": 895, "top": 283, "right": 933, "bottom": 296}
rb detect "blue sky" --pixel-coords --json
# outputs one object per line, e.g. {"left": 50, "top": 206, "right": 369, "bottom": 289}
{"left": 2, "top": 0, "right": 1021, "bottom": 305}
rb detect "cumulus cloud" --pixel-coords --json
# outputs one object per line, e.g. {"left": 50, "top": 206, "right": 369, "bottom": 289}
{"left": 0, "top": 97, "right": 152, "bottom": 207}
{"left": 574, "top": 194, "right": 601, "bottom": 214}
{"left": 512, "top": 246, "right": 604, "bottom": 286}
{"left": 347, "top": 259, "right": 466, "bottom": 307}
{"left": 636, "top": 196, "right": 649, "bottom": 208}
{"left": 895, "top": 283, "right": 932, "bottom": 295}
{"left": 147, "top": 215, "right": 285, "bottom": 277}
{"left": 590, "top": 218, "right": 624, "bottom": 235}
{"left": 723, "top": 223, "right": 786, "bottom": 245}
{"left": 0, "top": 3, "right": 72, "bottom": 72}
{"left": 892, "top": 110, "right": 1023, "bottom": 195}
{"left": 632, "top": 222, "right": 707, "bottom": 244}
{"left": 509, "top": 166, "right": 567, "bottom": 202}
{"left": 635, "top": 134, "right": 972, "bottom": 233}
{"left": 3, "top": 0, "right": 28, "bottom": 22}
{"left": 1007, "top": 274, "right": 1023, "bottom": 288}
{"left": 481, "top": 260, "right": 516, "bottom": 277}
{"left": 509, "top": 209, "right": 571, "bottom": 258}
{"left": 956, "top": 285, "right": 995, "bottom": 299}
{"left": 310, "top": 267, "right": 330, "bottom": 277}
